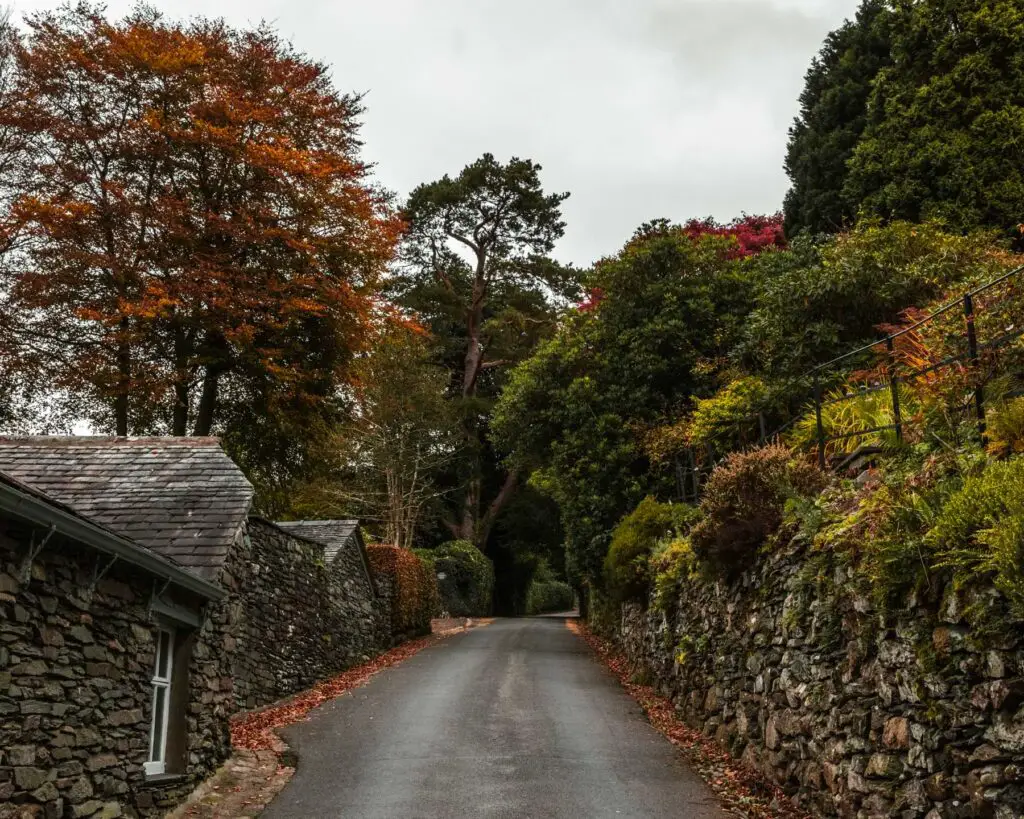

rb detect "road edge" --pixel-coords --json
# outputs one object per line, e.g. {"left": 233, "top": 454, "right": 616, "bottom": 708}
{"left": 168, "top": 619, "right": 492, "bottom": 818}
{"left": 566, "top": 619, "right": 810, "bottom": 819}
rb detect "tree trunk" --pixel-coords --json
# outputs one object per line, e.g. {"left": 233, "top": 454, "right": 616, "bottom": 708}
{"left": 454, "top": 250, "right": 523, "bottom": 549}
{"left": 477, "top": 469, "right": 518, "bottom": 549}
{"left": 114, "top": 319, "right": 130, "bottom": 437}
{"left": 458, "top": 471, "right": 480, "bottom": 542}
{"left": 171, "top": 323, "right": 190, "bottom": 436}
{"left": 193, "top": 368, "right": 220, "bottom": 436}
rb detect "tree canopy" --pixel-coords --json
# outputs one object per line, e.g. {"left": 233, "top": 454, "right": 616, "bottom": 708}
{"left": 393, "top": 153, "right": 575, "bottom": 550}
{"left": 783, "top": 0, "right": 893, "bottom": 236}
{"left": 493, "top": 222, "right": 759, "bottom": 583}
{"left": 845, "top": 0, "right": 1024, "bottom": 239}
{"left": 0, "top": 4, "right": 399, "bottom": 477}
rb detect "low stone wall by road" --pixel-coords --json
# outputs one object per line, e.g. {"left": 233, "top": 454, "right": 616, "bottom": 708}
{"left": 216, "top": 519, "right": 384, "bottom": 711}
{"left": 616, "top": 539, "right": 1024, "bottom": 818}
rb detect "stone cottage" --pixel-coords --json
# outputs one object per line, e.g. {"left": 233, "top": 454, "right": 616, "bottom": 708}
{"left": 0, "top": 437, "right": 391, "bottom": 818}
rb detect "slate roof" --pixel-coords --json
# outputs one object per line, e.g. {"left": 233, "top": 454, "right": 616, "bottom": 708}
{"left": 275, "top": 520, "right": 360, "bottom": 562}
{"left": 275, "top": 519, "right": 376, "bottom": 594}
{"left": 0, "top": 468, "right": 224, "bottom": 599}
{"left": 0, "top": 437, "right": 253, "bottom": 581}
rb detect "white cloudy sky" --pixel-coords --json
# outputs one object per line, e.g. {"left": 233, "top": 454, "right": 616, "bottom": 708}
{"left": 11, "top": 0, "right": 860, "bottom": 266}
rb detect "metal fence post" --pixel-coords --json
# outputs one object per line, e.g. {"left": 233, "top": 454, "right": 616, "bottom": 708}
{"left": 964, "top": 293, "right": 987, "bottom": 440}
{"left": 886, "top": 337, "right": 903, "bottom": 444}
{"left": 813, "top": 373, "right": 826, "bottom": 470}
{"left": 688, "top": 448, "right": 699, "bottom": 501}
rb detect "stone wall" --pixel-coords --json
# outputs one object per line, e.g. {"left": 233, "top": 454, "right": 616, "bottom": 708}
{"left": 216, "top": 518, "right": 384, "bottom": 711}
{"left": 616, "top": 538, "right": 1024, "bottom": 818}
{"left": 0, "top": 527, "right": 232, "bottom": 819}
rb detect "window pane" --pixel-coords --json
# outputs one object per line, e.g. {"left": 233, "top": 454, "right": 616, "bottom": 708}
{"left": 151, "top": 686, "right": 166, "bottom": 762}
{"left": 156, "top": 631, "right": 171, "bottom": 678}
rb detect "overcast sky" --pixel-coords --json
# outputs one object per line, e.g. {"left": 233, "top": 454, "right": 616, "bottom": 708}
{"left": 12, "top": 0, "right": 860, "bottom": 267}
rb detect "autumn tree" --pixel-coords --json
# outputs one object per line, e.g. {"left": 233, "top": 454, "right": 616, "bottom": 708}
{"left": 394, "top": 154, "right": 573, "bottom": 549}
{"left": 0, "top": 6, "right": 33, "bottom": 430}
{"left": 0, "top": 5, "right": 398, "bottom": 460}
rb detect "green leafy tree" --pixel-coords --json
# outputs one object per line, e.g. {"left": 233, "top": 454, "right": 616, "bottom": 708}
{"left": 845, "top": 0, "right": 1024, "bottom": 238}
{"left": 395, "top": 153, "right": 574, "bottom": 549}
{"left": 735, "top": 221, "right": 1009, "bottom": 378}
{"left": 493, "top": 222, "right": 755, "bottom": 584}
{"left": 784, "top": 0, "right": 893, "bottom": 235}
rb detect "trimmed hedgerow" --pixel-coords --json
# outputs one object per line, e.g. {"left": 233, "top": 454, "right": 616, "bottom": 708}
{"left": 604, "top": 497, "right": 699, "bottom": 602}
{"left": 526, "top": 580, "right": 575, "bottom": 614}
{"left": 367, "top": 544, "right": 440, "bottom": 638}
{"left": 415, "top": 540, "right": 494, "bottom": 617}
{"left": 691, "top": 444, "right": 823, "bottom": 573}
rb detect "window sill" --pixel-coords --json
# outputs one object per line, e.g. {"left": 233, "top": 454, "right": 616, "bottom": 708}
{"left": 144, "top": 772, "right": 187, "bottom": 785}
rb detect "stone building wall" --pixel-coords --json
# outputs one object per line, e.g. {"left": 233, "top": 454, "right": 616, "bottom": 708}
{"left": 0, "top": 528, "right": 232, "bottom": 819}
{"left": 616, "top": 539, "right": 1024, "bottom": 819}
{"left": 216, "top": 518, "right": 385, "bottom": 711}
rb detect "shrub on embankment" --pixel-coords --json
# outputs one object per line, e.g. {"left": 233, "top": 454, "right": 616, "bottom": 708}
{"left": 525, "top": 579, "right": 574, "bottom": 614}
{"left": 366, "top": 544, "right": 439, "bottom": 639}
{"left": 414, "top": 540, "right": 494, "bottom": 616}
{"left": 689, "top": 444, "right": 824, "bottom": 572}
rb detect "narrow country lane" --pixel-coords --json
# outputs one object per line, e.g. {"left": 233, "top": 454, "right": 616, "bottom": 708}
{"left": 261, "top": 617, "right": 727, "bottom": 819}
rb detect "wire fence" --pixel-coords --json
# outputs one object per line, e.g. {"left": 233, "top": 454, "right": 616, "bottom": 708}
{"left": 675, "top": 262, "right": 1024, "bottom": 503}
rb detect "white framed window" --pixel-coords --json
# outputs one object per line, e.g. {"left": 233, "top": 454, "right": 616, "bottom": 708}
{"left": 144, "top": 627, "right": 175, "bottom": 776}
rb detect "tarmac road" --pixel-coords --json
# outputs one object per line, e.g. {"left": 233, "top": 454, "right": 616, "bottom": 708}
{"left": 261, "top": 617, "right": 726, "bottom": 819}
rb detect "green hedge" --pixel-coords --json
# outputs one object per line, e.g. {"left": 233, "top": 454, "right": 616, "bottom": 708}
{"left": 526, "top": 580, "right": 574, "bottom": 614}
{"left": 415, "top": 540, "right": 494, "bottom": 617}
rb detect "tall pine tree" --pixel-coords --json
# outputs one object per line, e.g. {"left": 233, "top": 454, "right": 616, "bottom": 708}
{"left": 783, "top": 0, "right": 893, "bottom": 236}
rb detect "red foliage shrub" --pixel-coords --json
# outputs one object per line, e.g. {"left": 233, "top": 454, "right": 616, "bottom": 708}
{"left": 681, "top": 214, "right": 786, "bottom": 258}
{"left": 691, "top": 444, "right": 823, "bottom": 571}
{"left": 576, "top": 214, "right": 785, "bottom": 311}
{"left": 367, "top": 544, "right": 440, "bottom": 638}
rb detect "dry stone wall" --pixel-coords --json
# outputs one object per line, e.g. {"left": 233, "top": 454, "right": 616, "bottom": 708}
{"left": 617, "top": 538, "right": 1024, "bottom": 819}
{"left": 217, "top": 519, "right": 385, "bottom": 711}
{"left": 1, "top": 516, "right": 396, "bottom": 819}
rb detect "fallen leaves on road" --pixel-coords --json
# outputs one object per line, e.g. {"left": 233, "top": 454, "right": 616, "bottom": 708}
{"left": 231, "top": 618, "right": 491, "bottom": 751}
{"left": 567, "top": 620, "right": 810, "bottom": 819}
{"left": 231, "top": 634, "right": 438, "bottom": 750}
{"left": 177, "top": 621, "right": 489, "bottom": 819}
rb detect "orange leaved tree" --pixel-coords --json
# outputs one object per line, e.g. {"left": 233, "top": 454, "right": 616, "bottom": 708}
{"left": 0, "top": 5, "right": 400, "bottom": 451}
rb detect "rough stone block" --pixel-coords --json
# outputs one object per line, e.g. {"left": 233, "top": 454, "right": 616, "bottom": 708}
{"left": 106, "top": 709, "right": 142, "bottom": 727}
{"left": 69, "top": 801, "right": 103, "bottom": 818}
{"left": 883, "top": 717, "right": 910, "bottom": 750}
{"left": 31, "top": 781, "right": 60, "bottom": 802}
{"left": 14, "top": 766, "right": 49, "bottom": 790}
{"left": 67, "top": 776, "right": 94, "bottom": 803}
{"left": 8, "top": 745, "right": 37, "bottom": 766}
{"left": 85, "top": 753, "right": 118, "bottom": 772}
